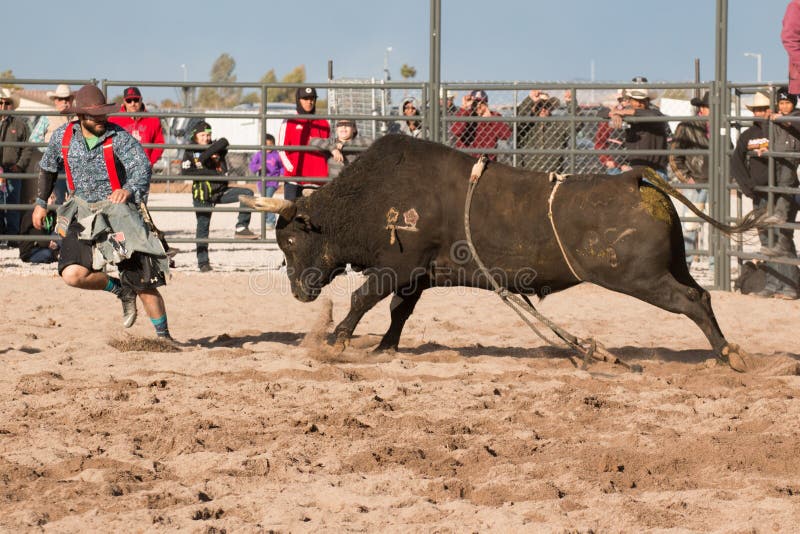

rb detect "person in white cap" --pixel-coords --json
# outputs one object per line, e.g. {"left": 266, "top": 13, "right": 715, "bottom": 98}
{"left": 609, "top": 86, "right": 670, "bottom": 179}
{"left": 29, "top": 84, "right": 74, "bottom": 203}
{"left": 731, "top": 91, "right": 799, "bottom": 299}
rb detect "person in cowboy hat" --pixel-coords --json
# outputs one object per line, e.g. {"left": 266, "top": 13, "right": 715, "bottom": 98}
{"left": 732, "top": 90, "right": 800, "bottom": 299}
{"left": 1, "top": 87, "right": 33, "bottom": 244}
{"left": 32, "top": 84, "right": 175, "bottom": 337}
{"left": 609, "top": 83, "right": 670, "bottom": 179}
{"left": 752, "top": 86, "right": 800, "bottom": 299}
{"left": 28, "top": 84, "right": 74, "bottom": 204}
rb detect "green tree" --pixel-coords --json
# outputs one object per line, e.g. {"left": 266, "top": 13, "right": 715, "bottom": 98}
{"left": 197, "top": 53, "right": 243, "bottom": 108}
{"left": 159, "top": 98, "right": 181, "bottom": 109}
{"left": 273, "top": 65, "right": 306, "bottom": 103}
{"left": 240, "top": 69, "right": 279, "bottom": 105}
{"left": 400, "top": 64, "right": 417, "bottom": 80}
{"left": 0, "top": 69, "right": 22, "bottom": 89}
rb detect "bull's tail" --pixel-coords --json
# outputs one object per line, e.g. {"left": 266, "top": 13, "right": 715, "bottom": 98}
{"left": 636, "top": 167, "right": 774, "bottom": 236}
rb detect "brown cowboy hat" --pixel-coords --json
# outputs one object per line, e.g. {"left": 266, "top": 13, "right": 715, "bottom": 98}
{"left": 62, "top": 85, "right": 117, "bottom": 116}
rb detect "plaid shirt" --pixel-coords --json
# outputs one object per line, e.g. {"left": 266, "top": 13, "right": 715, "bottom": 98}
{"left": 40, "top": 122, "right": 151, "bottom": 203}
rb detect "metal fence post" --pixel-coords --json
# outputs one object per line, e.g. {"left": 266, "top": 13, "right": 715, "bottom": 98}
{"left": 429, "top": 0, "right": 441, "bottom": 142}
{"left": 713, "top": 0, "right": 729, "bottom": 289}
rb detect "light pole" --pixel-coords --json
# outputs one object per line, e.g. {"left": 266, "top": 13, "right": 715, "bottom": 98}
{"left": 179, "top": 64, "right": 191, "bottom": 108}
{"left": 383, "top": 47, "right": 393, "bottom": 81}
{"left": 743, "top": 52, "right": 762, "bottom": 83}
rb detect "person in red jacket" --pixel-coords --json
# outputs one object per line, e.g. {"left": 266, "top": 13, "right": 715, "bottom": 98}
{"left": 450, "top": 90, "right": 511, "bottom": 160}
{"left": 109, "top": 87, "right": 165, "bottom": 168}
{"left": 277, "top": 87, "right": 330, "bottom": 200}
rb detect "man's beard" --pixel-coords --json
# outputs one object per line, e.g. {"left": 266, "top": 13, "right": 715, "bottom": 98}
{"left": 82, "top": 118, "right": 107, "bottom": 136}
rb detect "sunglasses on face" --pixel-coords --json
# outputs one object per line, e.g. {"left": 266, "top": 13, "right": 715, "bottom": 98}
{"left": 0, "top": 100, "right": 12, "bottom": 106}
{"left": 124, "top": 98, "right": 141, "bottom": 104}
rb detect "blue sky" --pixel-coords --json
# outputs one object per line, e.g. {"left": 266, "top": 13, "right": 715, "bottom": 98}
{"left": 5, "top": 0, "right": 792, "bottom": 100}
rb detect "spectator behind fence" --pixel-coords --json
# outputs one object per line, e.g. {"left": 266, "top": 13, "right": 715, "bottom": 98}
{"left": 1, "top": 88, "right": 33, "bottom": 247}
{"left": 516, "top": 94, "right": 569, "bottom": 172}
{"left": 441, "top": 89, "right": 458, "bottom": 115}
{"left": 278, "top": 87, "right": 330, "bottom": 200}
{"left": 757, "top": 87, "right": 800, "bottom": 299}
{"left": 248, "top": 133, "right": 283, "bottom": 229}
{"left": 451, "top": 90, "right": 511, "bottom": 161}
{"left": 109, "top": 87, "right": 165, "bottom": 169}
{"left": 669, "top": 91, "right": 714, "bottom": 268}
{"left": 390, "top": 97, "right": 424, "bottom": 138}
{"left": 310, "top": 119, "right": 371, "bottom": 179}
{"left": 782, "top": 0, "right": 800, "bottom": 95}
{"left": 182, "top": 120, "right": 258, "bottom": 273}
{"left": 440, "top": 89, "right": 458, "bottom": 146}
{"left": 595, "top": 89, "right": 630, "bottom": 174}
{"left": 608, "top": 86, "right": 670, "bottom": 179}
{"left": 731, "top": 91, "right": 798, "bottom": 299}
{"left": 33, "top": 84, "right": 171, "bottom": 339}
{"left": 29, "top": 84, "right": 74, "bottom": 204}
{"left": 18, "top": 208, "right": 59, "bottom": 264}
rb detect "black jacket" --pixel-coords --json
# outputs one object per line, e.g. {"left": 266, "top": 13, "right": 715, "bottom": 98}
{"left": 181, "top": 138, "right": 230, "bottom": 203}
{"left": 730, "top": 122, "right": 769, "bottom": 199}
{"left": 626, "top": 108, "right": 670, "bottom": 171}
{"left": 18, "top": 210, "right": 54, "bottom": 262}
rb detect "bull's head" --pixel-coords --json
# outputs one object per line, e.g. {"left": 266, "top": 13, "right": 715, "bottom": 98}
{"left": 240, "top": 195, "right": 340, "bottom": 302}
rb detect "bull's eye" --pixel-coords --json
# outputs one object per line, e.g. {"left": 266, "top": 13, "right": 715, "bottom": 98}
{"left": 286, "top": 237, "right": 296, "bottom": 247}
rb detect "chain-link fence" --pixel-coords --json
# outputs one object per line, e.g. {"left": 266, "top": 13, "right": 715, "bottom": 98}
{"left": 1, "top": 77, "right": 798, "bottom": 293}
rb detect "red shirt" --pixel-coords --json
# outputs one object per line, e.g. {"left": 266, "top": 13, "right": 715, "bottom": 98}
{"left": 450, "top": 108, "right": 511, "bottom": 160}
{"left": 109, "top": 104, "right": 165, "bottom": 166}
{"left": 277, "top": 117, "right": 330, "bottom": 185}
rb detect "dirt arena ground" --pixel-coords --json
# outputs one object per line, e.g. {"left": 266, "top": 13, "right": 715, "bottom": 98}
{"left": 1, "top": 194, "right": 799, "bottom": 532}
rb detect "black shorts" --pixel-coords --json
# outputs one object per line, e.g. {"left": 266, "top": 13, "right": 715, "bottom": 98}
{"left": 58, "top": 221, "right": 166, "bottom": 291}
{"left": 57, "top": 222, "right": 93, "bottom": 276}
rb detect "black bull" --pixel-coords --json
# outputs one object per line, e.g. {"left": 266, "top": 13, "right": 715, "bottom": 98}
{"left": 244, "top": 135, "right": 766, "bottom": 371}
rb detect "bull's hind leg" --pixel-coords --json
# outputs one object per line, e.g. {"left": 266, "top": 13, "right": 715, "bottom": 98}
{"left": 623, "top": 273, "right": 750, "bottom": 372}
{"left": 375, "top": 280, "right": 430, "bottom": 352}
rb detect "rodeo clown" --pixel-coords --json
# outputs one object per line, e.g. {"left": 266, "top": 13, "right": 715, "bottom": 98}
{"left": 32, "top": 85, "right": 172, "bottom": 340}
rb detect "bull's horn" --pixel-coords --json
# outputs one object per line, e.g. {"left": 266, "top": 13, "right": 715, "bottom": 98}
{"left": 239, "top": 195, "right": 297, "bottom": 220}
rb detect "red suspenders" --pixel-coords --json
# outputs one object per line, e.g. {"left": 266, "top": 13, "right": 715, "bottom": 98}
{"left": 61, "top": 122, "right": 122, "bottom": 192}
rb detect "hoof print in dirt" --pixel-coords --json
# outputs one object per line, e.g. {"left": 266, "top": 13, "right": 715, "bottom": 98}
{"left": 191, "top": 507, "right": 224, "bottom": 521}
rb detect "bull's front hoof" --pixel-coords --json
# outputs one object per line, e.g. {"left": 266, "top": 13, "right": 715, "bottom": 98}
{"left": 719, "top": 343, "right": 753, "bottom": 373}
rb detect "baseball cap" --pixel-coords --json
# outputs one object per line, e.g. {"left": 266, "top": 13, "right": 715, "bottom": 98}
{"left": 296, "top": 87, "right": 318, "bottom": 99}
{"left": 776, "top": 86, "right": 797, "bottom": 105}
{"left": 470, "top": 90, "right": 489, "bottom": 103}
{"left": 123, "top": 87, "right": 142, "bottom": 101}
{"left": 191, "top": 120, "right": 212, "bottom": 138}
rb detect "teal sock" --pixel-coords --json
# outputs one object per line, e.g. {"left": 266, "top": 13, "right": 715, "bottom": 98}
{"left": 104, "top": 277, "right": 122, "bottom": 296}
{"left": 151, "top": 315, "right": 170, "bottom": 338}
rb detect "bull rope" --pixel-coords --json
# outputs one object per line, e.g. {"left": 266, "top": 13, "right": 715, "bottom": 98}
{"left": 463, "top": 157, "right": 640, "bottom": 372}
{"left": 546, "top": 174, "right": 582, "bottom": 281}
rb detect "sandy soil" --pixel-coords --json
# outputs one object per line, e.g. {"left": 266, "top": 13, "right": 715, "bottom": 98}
{"left": 1, "top": 193, "right": 799, "bottom": 532}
